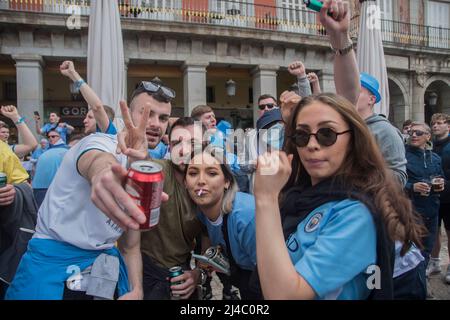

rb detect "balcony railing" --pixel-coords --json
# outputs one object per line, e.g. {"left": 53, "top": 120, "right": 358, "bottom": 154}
{"left": 350, "top": 15, "right": 450, "bottom": 50}
{"left": 1, "top": 0, "right": 449, "bottom": 50}
{"left": 0, "top": 0, "right": 326, "bottom": 36}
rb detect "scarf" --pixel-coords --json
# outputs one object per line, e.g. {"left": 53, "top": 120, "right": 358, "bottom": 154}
{"left": 281, "top": 177, "right": 394, "bottom": 300}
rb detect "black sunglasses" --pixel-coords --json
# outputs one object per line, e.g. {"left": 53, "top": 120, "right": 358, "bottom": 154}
{"left": 139, "top": 81, "right": 176, "bottom": 100}
{"left": 290, "top": 128, "right": 351, "bottom": 147}
{"left": 409, "top": 130, "right": 428, "bottom": 137}
{"left": 258, "top": 103, "right": 277, "bottom": 111}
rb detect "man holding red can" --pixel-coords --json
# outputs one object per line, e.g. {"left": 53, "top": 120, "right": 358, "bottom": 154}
{"left": 110, "top": 81, "right": 207, "bottom": 300}
{"left": 117, "top": 85, "right": 207, "bottom": 299}
{"left": 5, "top": 82, "right": 169, "bottom": 300}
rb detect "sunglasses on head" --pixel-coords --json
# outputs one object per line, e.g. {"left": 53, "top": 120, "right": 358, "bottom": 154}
{"left": 139, "top": 81, "right": 176, "bottom": 100}
{"left": 258, "top": 103, "right": 277, "bottom": 111}
{"left": 409, "top": 130, "right": 428, "bottom": 137}
{"left": 290, "top": 127, "right": 351, "bottom": 148}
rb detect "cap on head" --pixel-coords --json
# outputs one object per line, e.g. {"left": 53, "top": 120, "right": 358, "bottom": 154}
{"left": 360, "top": 72, "right": 381, "bottom": 104}
{"left": 256, "top": 108, "right": 283, "bottom": 130}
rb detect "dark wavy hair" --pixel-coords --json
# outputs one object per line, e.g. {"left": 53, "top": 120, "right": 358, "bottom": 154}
{"left": 283, "top": 93, "right": 425, "bottom": 254}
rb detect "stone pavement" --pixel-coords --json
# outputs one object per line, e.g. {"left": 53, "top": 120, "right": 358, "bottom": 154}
{"left": 427, "top": 226, "right": 450, "bottom": 300}
{"left": 209, "top": 226, "right": 450, "bottom": 300}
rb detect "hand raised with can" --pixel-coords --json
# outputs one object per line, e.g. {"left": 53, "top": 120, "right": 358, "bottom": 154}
{"left": 117, "top": 100, "right": 150, "bottom": 161}
{"left": 90, "top": 162, "right": 169, "bottom": 231}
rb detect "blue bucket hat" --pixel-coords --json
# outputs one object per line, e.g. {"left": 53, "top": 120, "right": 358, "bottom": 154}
{"left": 360, "top": 72, "right": 381, "bottom": 103}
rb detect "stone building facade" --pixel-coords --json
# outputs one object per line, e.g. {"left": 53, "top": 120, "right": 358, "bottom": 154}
{"left": 0, "top": 0, "right": 449, "bottom": 137}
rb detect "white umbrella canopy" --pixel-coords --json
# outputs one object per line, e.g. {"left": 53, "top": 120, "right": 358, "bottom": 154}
{"left": 87, "top": 0, "right": 125, "bottom": 126}
{"left": 356, "top": 0, "right": 390, "bottom": 116}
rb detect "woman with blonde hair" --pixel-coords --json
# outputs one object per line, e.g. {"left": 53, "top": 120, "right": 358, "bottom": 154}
{"left": 254, "top": 93, "right": 425, "bottom": 300}
{"left": 185, "top": 146, "right": 261, "bottom": 299}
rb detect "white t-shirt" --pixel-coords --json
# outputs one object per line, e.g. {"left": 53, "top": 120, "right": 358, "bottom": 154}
{"left": 34, "top": 133, "right": 127, "bottom": 250}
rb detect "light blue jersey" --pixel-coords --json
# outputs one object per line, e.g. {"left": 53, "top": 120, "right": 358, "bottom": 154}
{"left": 197, "top": 192, "right": 256, "bottom": 271}
{"left": 32, "top": 146, "right": 68, "bottom": 189}
{"left": 286, "top": 199, "right": 377, "bottom": 300}
{"left": 96, "top": 120, "right": 117, "bottom": 135}
{"left": 148, "top": 141, "right": 168, "bottom": 159}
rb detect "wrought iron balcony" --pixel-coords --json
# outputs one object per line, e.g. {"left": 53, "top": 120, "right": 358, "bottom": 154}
{"left": 1, "top": 0, "right": 448, "bottom": 50}
{"left": 350, "top": 14, "right": 449, "bottom": 50}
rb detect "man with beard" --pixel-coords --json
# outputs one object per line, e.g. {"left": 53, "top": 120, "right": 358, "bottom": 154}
{"left": 117, "top": 82, "right": 206, "bottom": 299}
{"left": 140, "top": 117, "right": 205, "bottom": 300}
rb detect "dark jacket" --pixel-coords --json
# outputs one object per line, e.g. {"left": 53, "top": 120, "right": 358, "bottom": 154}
{"left": 0, "top": 183, "right": 37, "bottom": 284}
{"left": 433, "top": 136, "right": 450, "bottom": 203}
{"left": 405, "top": 145, "right": 445, "bottom": 217}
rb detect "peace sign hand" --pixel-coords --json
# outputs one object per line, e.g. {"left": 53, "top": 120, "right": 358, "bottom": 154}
{"left": 116, "top": 100, "right": 150, "bottom": 160}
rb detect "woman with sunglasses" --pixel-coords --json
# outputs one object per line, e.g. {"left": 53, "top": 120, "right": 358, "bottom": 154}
{"left": 405, "top": 122, "right": 446, "bottom": 271}
{"left": 184, "top": 147, "right": 261, "bottom": 300}
{"left": 253, "top": 93, "right": 425, "bottom": 299}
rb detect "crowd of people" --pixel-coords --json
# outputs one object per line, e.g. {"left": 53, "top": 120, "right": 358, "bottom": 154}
{"left": 0, "top": 0, "right": 449, "bottom": 300}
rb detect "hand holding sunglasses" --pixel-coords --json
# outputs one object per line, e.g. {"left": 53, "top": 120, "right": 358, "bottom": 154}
{"left": 290, "top": 127, "right": 351, "bottom": 147}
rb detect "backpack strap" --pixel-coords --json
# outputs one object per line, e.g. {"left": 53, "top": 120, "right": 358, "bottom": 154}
{"left": 221, "top": 213, "right": 238, "bottom": 272}
{"left": 221, "top": 213, "right": 263, "bottom": 300}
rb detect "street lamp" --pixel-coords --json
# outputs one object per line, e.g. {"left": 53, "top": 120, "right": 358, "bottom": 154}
{"left": 69, "top": 82, "right": 80, "bottom": 100}
{"left": 428, "top": 92, "right": 438, "bottom": 106}
{"left": 226, "top": 79, "right": 236, "bottom": 97}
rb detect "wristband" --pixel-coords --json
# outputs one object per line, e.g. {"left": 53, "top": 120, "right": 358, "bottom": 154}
{"left": 15, "top": 116, "right": 25, "bottom": 125}
{"left": 330, "top": 39, "right": 353, "bottom": 56}
{"left": 74, "top": 78, "right": 86, "bottom": 91}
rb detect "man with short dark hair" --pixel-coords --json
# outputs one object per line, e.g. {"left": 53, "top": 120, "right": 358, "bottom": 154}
{"left": 129, "top": 81, "right": 172, "bottom": 151}
{"left": 257, "top": 94, "right": 278, "bottom": 118}
{"left": 139, "top": 117, "right": 206, "bottom": 300}
{"left": 5, "top": 84, "right": 164, "bottom": 299}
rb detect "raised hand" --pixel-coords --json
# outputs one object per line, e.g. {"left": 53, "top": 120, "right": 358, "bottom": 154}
{"left": 1, "top": 105, "right": 20, "bottom": 122}
{"left": 319, "top": 0, "right": 351, "bottom": 49}
{"left": 288, "top": 61, "right": 306, "bottom": 78}
{"left": 60, "top": 60, "right": 80, "bottom": 82}
{"left": 116, "top": 100, "right": 150, "bottom": 160}
{"left": 279, "top": 90, "right": 302, "bottom": 123}
{"left": 254, "top": 151, "right": 293, "bottom": 199}
{"left": 307, "top": 72, "right": 319, "bottom": 84}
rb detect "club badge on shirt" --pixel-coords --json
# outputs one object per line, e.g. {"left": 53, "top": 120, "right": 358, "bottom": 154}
{"left": 305, "top": 212, "right": 323, "bottom": 233}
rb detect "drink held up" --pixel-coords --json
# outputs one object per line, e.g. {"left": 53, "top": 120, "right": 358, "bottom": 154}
{"left": 125, "top": 161, "right": 164, "bottom": 230}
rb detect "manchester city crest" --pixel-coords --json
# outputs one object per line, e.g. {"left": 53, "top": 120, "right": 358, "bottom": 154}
{"left": 305, "top": 212, "right": 323, "bottom": 233}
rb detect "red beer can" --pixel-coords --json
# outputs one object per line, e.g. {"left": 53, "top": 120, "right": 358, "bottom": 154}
{"left": 125, "top": 161, "right": 164, "bottom": 230}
